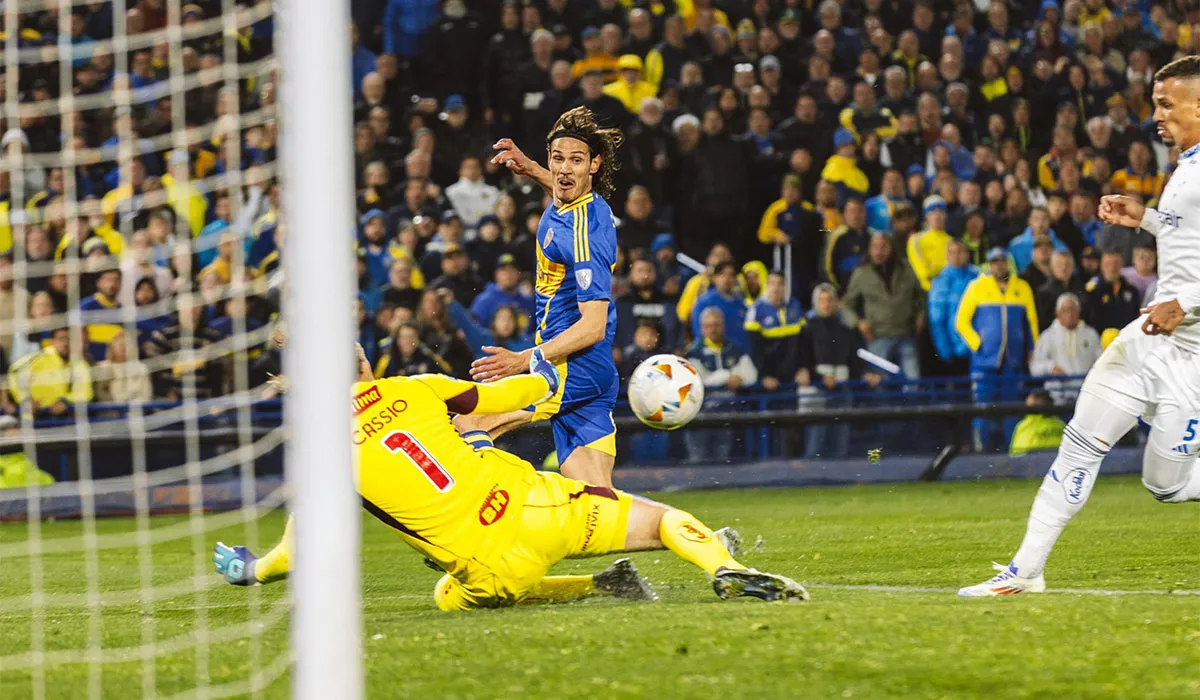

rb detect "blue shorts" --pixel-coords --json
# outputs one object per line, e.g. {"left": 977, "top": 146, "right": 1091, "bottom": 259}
{"left": 531, "top": 353, "right": 618, "bottom": 463}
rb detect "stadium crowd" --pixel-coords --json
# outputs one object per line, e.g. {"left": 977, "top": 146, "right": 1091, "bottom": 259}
{"left": 0, "top": 0, "right": 1187, "bottom": 453}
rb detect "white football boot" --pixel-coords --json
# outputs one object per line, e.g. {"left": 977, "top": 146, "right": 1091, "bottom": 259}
{"left": 958, "top": 562, "right": 1046, "bottom": 597}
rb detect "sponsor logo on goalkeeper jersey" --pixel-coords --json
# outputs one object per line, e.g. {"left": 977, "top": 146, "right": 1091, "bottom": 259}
{"left": 353, "top": 386, "right": 382, "bottom": 415}
{"left": 478, "top": 485, "right": 510, "bottom": 526}
{"left": 353, "top": 399, "right": 409, "bottom": 444}
{"left": 1062, "top": 467, "right": 1089, "bottom": 504}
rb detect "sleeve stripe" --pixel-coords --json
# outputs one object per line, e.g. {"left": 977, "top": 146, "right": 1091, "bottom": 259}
{"left": 573, "top": 208, "right": 582, "bottom": 262}
{"left": 582, "top": 204, "right": 590, "bottom": 261}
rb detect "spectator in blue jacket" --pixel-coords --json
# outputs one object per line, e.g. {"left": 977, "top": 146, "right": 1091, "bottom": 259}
{"left": 383, "top": 0, "right": 441, "bottom": 58}
{"left": 1007, "top": 207, "right": 1071, "bottom": 273}
{"left": 955, "top": 247, "right": 1040, "bottom": 452}
{"left": 690, "top": 262, "right": 748, "bottom": 349}
{"left": 351, "top": 22, "right": 377, "bottom": 98}
{"left": 745, "top": 271, "right": 809, "bottom": 391}
{"left": 928, "top": 239, "right": 979, "bottom": 376}
{"left": 864, "top": 169, "right": 907, "bottom": 234}
{"left": 358, "top": 209, "right": 394, "bottom": 289}
{"left": 469, "top": 254, "right": 534, "bottom": 331}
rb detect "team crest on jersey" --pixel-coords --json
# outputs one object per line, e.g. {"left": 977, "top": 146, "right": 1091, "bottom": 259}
{"left": 543, "top": 227, "right": 554, "bottom": 248}
{"left": 576, "top": 268, "right": 593, "bottom": 290}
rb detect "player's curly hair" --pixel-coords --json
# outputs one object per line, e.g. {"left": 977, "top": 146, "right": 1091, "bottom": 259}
{"left": 545, "top": 106, "right": 623, "bottom": 199}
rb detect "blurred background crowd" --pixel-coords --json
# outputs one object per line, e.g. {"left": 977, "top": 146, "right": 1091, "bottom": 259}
{"left": 0, "top": 0, "right": 1188, "bottom": 455}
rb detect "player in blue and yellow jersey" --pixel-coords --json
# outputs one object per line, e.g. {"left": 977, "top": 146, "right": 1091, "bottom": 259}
{"left": 461, "top": 107, "right": 625, "bottom": 487}
{"left": 213, "top": 344, "right": 808, "bottom": 609}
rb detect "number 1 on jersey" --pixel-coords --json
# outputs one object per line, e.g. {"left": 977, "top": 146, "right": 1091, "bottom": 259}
{"left": 383, "top": 431, "right": 455, "bottom": 492}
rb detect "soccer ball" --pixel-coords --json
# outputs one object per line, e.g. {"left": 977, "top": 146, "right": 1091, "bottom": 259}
{"left": 628, "top": 354, "right": 705, "bottom": 430}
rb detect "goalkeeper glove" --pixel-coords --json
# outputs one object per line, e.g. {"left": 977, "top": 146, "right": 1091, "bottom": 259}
{"left": 213, "top": 542, "right": 260, "bottom": 586}
{"left": 529, "top": 347, "right": 559, "bottom": 397}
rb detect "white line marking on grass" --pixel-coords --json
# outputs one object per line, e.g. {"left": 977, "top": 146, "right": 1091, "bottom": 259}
{"left": 808, "top": 583, "right": 1200, "bottom": 597}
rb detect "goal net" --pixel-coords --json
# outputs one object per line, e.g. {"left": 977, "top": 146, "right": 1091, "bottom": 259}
{"left": 0, "top": 0, "right": 359, "bottom": 697}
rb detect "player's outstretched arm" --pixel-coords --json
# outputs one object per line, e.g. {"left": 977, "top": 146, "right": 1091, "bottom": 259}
{"left": 214, "top": 514, "right": 294, "bottom": 586}
{"left": 492, "top": 138, "right": 553, "bottom": 194}
{"left": 416, "top": 349, "right": 560, "bottom": 414}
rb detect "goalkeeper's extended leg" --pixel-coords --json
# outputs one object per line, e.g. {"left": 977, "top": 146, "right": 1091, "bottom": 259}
{"left": 520, "top": 559, "right": 658, "bottom": 604}
{"left": 622, "top": 496, "right": 808, "bottom": 602}
{"left": 214, "top": 514, "right": 294, "bottom": 586}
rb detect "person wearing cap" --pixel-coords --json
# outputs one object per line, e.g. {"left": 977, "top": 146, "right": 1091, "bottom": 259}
{"left": 438, "top": 96, "right": 491, "bottom": 179}
{"left": 469, "top": 253, "right": 534, "bottom": 330}
{"left": 955, "top": 246, "right": 1039, "bottom": 451}
{"left": 572, "top": 26, "right": 619, "bottom": 82}
{"left": 907, "top": 195, "right": 953, "bottom": 291}
{"left": 758, "top": 174, "right": 822, "bottom": 298}
{"left": 838, "top": 81, "right": 898, "bottom": 143}
{"left": 928, "top": 239, "right": 980, "bottom": 375}
{"left": 602, "top": 54, "right": 657, "bottom": 113}
{"left": 650, "top": 234, "right": 687, "bottom": 298}
{"left": 821, "top": 128, "right": 870, "bottom": 203}
{"left": 644, "top": 14, "right": 690, "bottom": 91}
{"left": 359, "top": 208, "right": 395, "bottom": 289}
{"left": 429, "top": 244, "right": 484, "bottom": 308}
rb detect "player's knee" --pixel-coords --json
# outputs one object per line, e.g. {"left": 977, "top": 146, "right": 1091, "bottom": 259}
{"left": 433, "top": 574, "right": 466, "bottom": 612}
{"left": 1141, "top": 454, "right": 1192, "bottom": 503}
{"left": 1059, "top": 421, "right": 1113, "bottom": 463}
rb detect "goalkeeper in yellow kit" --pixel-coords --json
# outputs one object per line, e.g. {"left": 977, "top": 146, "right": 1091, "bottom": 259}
{"left": 213, "top": 346, "right": 807, "bottom": 609}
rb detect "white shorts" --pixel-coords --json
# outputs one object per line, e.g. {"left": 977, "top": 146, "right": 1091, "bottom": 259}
{"left": 1081, "top": 316, "right": 1200, "bottom": 418}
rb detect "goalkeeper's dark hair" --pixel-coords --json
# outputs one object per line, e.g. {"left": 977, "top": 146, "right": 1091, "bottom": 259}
{"left": 1154, "top": 55, "right": 1200, "bottom": 83}
{"left": 545, "top": 106, "right": 623, "bottom": 199}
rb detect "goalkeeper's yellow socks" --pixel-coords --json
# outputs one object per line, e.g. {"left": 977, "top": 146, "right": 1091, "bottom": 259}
{"left": 523, "top": 575, "right": 598, "bottom": 604}
{"left": 659, "top": 509, "right": 743, "bottom": 576}
{"left": 253, "top": 514, "right": 295, "bottom": 584}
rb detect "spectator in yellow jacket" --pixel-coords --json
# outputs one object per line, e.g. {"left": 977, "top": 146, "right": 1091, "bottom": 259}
{"left": 907, "top": 195, "right": 953, "bottom": 291}
{"left": 603, "top": 55, "right": 658, "bottom": 113}
{"left": 8, "top": 326, "right": 94, "bottom": 417}
{"left": 821, "top": 129, "right": 870, "bottom": 203}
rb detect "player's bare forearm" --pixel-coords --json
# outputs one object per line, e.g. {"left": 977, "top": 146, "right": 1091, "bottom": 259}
{"left": 538, "top": 301, "right": 608, "bottom": 363}
{"left": 527, "top": 161, "right": 554, "bottom": 195}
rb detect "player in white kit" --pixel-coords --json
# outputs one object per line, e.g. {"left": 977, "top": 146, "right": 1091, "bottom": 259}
{"left": 960, "top": 56, "right": 1200, "bottom": 597}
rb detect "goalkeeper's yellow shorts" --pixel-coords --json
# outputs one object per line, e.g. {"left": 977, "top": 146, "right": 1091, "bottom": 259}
{"left": 434, "top": 470, "right": 632, "bottom": 611}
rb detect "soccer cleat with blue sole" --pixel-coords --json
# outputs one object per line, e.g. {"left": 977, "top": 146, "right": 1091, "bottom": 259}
{"left": 713, "top": 567, "right": 809, "bottom": 602}
{"left": 958, "top": 562, "right": 1046, "bottom": 597}
{"left": 213, "top": 542, "right": 260, "bottom": 586}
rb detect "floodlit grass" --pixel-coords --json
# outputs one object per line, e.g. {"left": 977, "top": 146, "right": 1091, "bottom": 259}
{"left": 1, "top": 475, "right": 1197, "bottom": 699}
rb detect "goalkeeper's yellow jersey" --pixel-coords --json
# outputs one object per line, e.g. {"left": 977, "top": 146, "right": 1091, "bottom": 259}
{"left": 351, "top": 373, "right": 551, "bottom": 573}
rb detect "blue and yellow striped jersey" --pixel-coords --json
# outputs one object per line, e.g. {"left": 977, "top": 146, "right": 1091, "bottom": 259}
{"left": 533, "top": 193, "right": 618, "bottom": 353}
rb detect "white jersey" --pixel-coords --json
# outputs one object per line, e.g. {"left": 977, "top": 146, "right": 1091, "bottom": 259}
{"left": 1138, "top": 142, "right": 1200, "bottom": 354}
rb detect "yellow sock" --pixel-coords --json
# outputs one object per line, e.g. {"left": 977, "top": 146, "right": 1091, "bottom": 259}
{"left": 253, "top": 514, "right": 295, "bottom": 584}
{"left": 522, "top": 575, "right": 598, "bottom": 604}
{"left": 659, "top": 509, "right": 743, "bottom": 576}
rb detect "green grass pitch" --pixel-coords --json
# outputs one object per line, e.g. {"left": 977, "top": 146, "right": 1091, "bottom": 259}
{"left": 1, "top": 474, "right": 1198, "bottom": 699}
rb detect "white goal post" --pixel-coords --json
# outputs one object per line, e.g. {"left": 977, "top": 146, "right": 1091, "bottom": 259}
{"left": 278, "top": 0, "right": 362, "bottom": 698}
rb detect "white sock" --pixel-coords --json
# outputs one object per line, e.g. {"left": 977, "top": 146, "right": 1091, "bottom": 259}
{"left": 1010, "top": 422, "right": 1109, "bottom": 578}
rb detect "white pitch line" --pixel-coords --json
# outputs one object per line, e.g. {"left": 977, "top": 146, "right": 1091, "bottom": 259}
{"left": 2, "top": 583, "right": 1197, "bottom": 622}
{"left": 807, "top": 582, "right": 1200, "bottom": 597}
